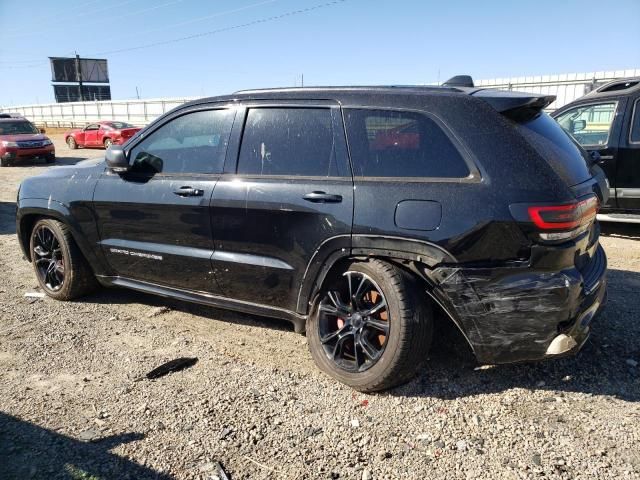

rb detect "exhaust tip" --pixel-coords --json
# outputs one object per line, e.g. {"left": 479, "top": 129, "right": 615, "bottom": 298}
{"left": 546, "top": 333, "right": 578, "bottom": 355}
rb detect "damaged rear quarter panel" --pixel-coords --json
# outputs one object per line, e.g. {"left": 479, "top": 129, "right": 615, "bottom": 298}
{"left": 432, "top": 263, "right": 584, "bottom": 364}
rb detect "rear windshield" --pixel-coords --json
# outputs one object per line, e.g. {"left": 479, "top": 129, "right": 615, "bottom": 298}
{"left": 0, "top": 121, "right": 39, "bottom": 135}
{"left": 516, "top": 113, "right": 591, "bottom": 186}
{"left": 107, "top": 122, "right": 135, "bottom": 129}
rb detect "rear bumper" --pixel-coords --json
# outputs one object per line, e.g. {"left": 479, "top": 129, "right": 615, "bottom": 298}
{"left": 433, "top": 242, "right": 607, "bottom": 364}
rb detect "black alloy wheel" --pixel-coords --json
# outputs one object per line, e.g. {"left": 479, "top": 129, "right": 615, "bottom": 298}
{"left": 32, "top": 224, "right": 65, "bottom": 292}
{"left": 307, "top": 259, "right": 433, "bottom": 392}
{"left": 29, "top": 218, "right": 97, "bottom": 300}
{"left": 318, "top": 271, "right": 390, "bottom": 373}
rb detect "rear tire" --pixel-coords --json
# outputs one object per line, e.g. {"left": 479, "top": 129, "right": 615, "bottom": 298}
{"left": 0, "top": 157, "right": 9, "bottom": 167}
{"left": 66, "top": 137, "right": 77, "bottom": 150}
{"left": 30, "top": 218, "right": 97, "bottom": 300}
{"left": 103, "top": 138, "right": 113, "bottom": 149}
{"left": 307, "top": 259, "right": 433, "bottom": 392}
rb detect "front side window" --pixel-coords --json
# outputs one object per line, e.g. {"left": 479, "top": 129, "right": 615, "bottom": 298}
{"left": 555, "top": 102, "right": 617, "bottom": 147}
{"left": 129, "top": 109, "right": 234, "bottom": 175}
{"left": 237, "top": 108, "right": 339, "bottom": 176}
{"left": 343, "top": 109, "right": 470, "bottom": 178}
{"left": 85, "top": 124, "right": 100, "bottom": 131}
{"left": 631, "top": 99, "right": 640, "bottom": 143}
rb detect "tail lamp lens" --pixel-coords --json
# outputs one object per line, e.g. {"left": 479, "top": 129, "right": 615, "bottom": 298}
{"left": 511, "top": 195, "right": 599, "bottom": 242}
{"left": 527, "top": 196, "right": 598, "bottom": 230}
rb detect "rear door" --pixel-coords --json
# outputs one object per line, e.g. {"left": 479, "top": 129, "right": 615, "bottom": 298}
{"left": 93, "top": 106, "right": 236, "bottom": 292}
{"left": 555, "top": 100, "right": 625, "bottom": 209}
{"left": 210, "top": 103, "right": 353, "bottom": 312}
{"left": 342, "top": 107, "right": 478, "bottom": 256}
{"left": 616, "top": 97, "right": 640, "bottom": 210}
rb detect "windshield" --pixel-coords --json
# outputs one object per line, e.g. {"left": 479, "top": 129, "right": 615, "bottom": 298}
{"left": 108, "top": 122, "right": 135, "bottom": 129}
{"left": 0, "top": 121, "right": 39, "bottom": 135}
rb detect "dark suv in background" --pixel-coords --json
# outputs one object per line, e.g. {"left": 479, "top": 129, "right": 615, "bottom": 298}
{"left": 553, "top": 77, "right": 640, "bottom": 222}
{"left": 16, "top": 79, "right": 607, "bottom": 391}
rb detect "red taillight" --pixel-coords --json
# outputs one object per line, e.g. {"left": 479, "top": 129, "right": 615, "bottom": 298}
{"left": 510, "top": 195, "right": 599, "bottom": 242}
{"left": 527, "top": 196, "right": 598, "bottom": 230}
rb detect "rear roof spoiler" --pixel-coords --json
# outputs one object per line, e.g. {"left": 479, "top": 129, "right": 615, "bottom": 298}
{"left": 471, "top": 89, "right": 556, "bottom": 121}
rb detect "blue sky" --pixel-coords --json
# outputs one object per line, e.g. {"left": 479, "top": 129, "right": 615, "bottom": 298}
{"left": 1, "top": 0, "right": 639, "bottom": 105}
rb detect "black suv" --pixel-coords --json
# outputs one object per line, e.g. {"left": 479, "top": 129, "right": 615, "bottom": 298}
{"left": 552, "top": 77, "right": 640, "bottom": 222}
{"left": 16, "top": 81, "right": 608, "bottom": 391}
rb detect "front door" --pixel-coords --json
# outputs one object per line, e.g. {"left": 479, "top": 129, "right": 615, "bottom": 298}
{"left": 93, "top": 107, "right": 236, "bottom": 292}
{"left": 210, "top": 105, "right": 353, "bottom": 312}
{"left": 616, "top": 97, "right": 640, "bottom": 211}
{"left": 84, "top": 124, "right": 100, "bottom": 147}
{"left": 555, "top": 100, "right": 625, "bottom": 210}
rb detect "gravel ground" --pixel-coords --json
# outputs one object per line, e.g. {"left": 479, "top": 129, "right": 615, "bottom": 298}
{"left": 0, "top": 135, "right": 639, "bottom": 480}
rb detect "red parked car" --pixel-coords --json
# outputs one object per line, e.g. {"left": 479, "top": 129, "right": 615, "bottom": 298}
{"left": 0, "top": 118, "right": 55, "bottom": 167}
{"left": 65, "top": 121, "right": 141, "bottom": 150}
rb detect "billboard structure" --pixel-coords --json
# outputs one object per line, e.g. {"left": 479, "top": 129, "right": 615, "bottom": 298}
{"left": 53, "top": 85, "right": 111, "bottom": 103}
{"left": 50, "top": 55, "right": 111, "bottom": 103}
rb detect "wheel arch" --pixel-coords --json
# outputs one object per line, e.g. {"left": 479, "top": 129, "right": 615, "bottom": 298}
{"left": 17, "top": 200, "right": 109, "bottom": 276}
{"left": 298, "top": 236, "right": 478, "bottom": 359}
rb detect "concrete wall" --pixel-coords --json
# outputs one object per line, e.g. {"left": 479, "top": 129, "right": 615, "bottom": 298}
{"left": 475, "top": 69, "right": 640, "bottom": 110}
{"left": 2, "top": 69, "right": 639, "bottom": 127}
{"left": 0, "top": 97, "right": 196, "bottom": 128}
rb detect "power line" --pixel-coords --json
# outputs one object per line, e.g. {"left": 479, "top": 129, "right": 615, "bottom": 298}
{"left": 1, "top": 0, "right": 104, "bottom": 34}
{"left": 6, "top": 0, "right": 144, "bottom": 38}
{"left": 90, "top": 0, "right": 348, "bottom": 56}
{"left": 115, "top": 0, "right": 283, "bottom": 41}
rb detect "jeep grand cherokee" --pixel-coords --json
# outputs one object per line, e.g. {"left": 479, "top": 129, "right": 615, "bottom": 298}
{"left": 15, "top": 80, "right": 608, "bottom": 391}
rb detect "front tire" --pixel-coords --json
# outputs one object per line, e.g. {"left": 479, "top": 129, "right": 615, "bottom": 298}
{"left": 66, "top": 137, "right": 77, "bottom": 150}
{"left": 307, "top": 259, "right": 433, "bottom": 392}
{"left": 0, "top": 157, "right": 10, "bottom": 167}
{"left": 30, "top": 219, "right": 97, "bottom": 300}
{"left": 45, "top": 154, "right": 55, "bottom": 164}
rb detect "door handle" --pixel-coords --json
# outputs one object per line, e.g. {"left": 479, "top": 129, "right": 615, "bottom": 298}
{"left": 173, "top": 186, "right": 204, "bottom": 197}
{"left": 303, "top": 191, "right": 343, "bottom": 203}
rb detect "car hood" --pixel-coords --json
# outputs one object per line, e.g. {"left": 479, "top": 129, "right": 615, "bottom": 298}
{"left": 0, "top": 133, "right": 49, "bottom": 142}
{"left": 19, "top": 157, "right": 106, "bottom": 200}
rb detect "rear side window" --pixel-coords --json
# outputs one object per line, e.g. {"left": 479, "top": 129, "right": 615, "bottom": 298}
{"left": 129, "top": 109, "right": 234, "bottom": 175}
{"left": 519, "top": 113, "right": 591, "bottom": 186}
{"left": 343, "top": 109, "right": 470, "bottom": 178}
{"left": 237, "top": 108, "right": 340, "bottom": 176}
{"left": 631, "top": 99, "right": 640, "bottom": 143}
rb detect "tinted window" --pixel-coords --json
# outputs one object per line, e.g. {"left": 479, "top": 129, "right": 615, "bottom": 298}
{"left": 237, "top": 108, "right": 339, "bottom": 176}
{"left": 519, "top": 113, "right": 591, "bottom": 186}
{"left": 632, "top": 99, "right": 640, "bottom": 143}
{"left": 0, "top": 121, "right": 38, "bottom": 134}
{"left": 555, "top": 102, "right": 617, "bottom": 146}
{"left": 85, "top": 124, "right": 100, "bottom": 131}
{"left": 343, "top": 109, "right": 470, "bottom": 178}
{"left": 108, "top": 122, "right": 134, "bottom": 129}
{"left": 129, "top": 109, "right": 234, "bottom": 175}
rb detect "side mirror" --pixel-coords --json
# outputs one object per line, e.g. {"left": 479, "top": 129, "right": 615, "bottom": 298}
{"left": 589, "top": 150, "right": 604, "bottom": 165}
{"left": 39, "top": 128, "right": 46, "bottom": 134}
{"left": 105, "top": 145, "right": 130, "bottom": 172}
{"left": 571, "top": 119, "right": 586, "bottom": 133}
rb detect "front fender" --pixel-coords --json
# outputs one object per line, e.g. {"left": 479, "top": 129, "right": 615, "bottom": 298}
{"left": 16, "top": 198, "right": 111, "bottom": 276}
